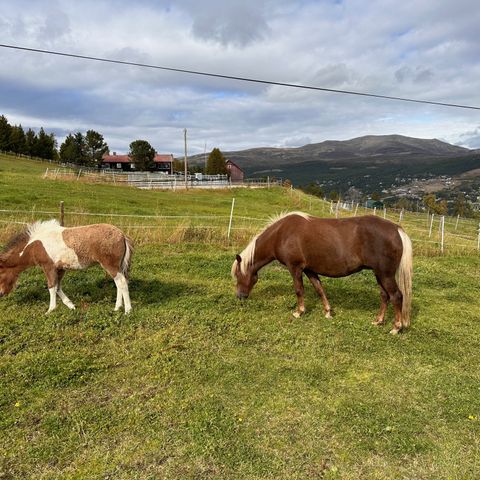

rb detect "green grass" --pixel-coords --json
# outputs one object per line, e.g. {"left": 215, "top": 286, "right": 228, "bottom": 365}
{"left": 1, "top": 154, "right": 480, "bottom": 478}
{"left": 1, "top": 246, "right": 480, "bottom": 479}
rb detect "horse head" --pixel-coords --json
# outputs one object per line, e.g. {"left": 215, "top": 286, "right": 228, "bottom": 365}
{"left": 232, "top": 254, "right": 258, "bottom": 299}
{"left": 0, "top": 264, "right": 18, "bottom": 297}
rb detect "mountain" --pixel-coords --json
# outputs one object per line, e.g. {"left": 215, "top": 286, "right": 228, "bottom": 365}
{"left": 214, "top": 135, "right": 470, "bottom": 168}
{"left": 188, "top": 134, "right": 480, "bottom": 193}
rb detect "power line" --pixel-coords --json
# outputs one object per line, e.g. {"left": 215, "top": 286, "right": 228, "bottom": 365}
{"left": 1, "top": 43, "right": 480, "bottom": 111}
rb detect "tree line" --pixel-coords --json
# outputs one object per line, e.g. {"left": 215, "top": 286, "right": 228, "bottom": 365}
{"left": 1, "top": 114, "right": 230, "bottom": 174}
{"left": 0, "top": 115, "right": 57, "bottom": 160}
{"left": 0, "top": 113, "right": 109, "bottom": 166}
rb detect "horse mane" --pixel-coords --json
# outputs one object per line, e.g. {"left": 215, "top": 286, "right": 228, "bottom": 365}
{"left": 1, "top": 229, "right": 30, "bottom": 257}
{"left": 1, "top": 219, "right": 63, "bottom": 261}
{"left": 26, "top": 219, "right": 62, "bottom": 238}
{"left": 232, "top": 211, "right": 311, "bottom": 276}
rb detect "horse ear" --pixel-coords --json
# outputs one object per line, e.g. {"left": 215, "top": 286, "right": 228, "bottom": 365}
{"left": 236, "top": 254, "right": 242, "bottom": 263}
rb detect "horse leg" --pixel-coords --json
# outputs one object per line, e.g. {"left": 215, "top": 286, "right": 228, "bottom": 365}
{"left": 113, "top": 272, "right": 132, "bottom": 314}
{"left": 42, "top": 265, "right": 58, "bottom": 314}
{"left": 56, "top": 269, "right": 75, "bottom": 310}
{"left": 304, "top": 269, "right": 332, "bottom": 318}
{"left": 101, "top": 261, "right": 132, "bottom": 314}
{"left": 289, "top": 266, "right": 306, "bottom": 318}
{"left": 372, "top": 274, "right": 389, "bottom": 326}
{"left": 114, "top": 274, "right": 124, "bottom": 311}
{"left": 378, "top": 275, "right": 403, "bottom": 334}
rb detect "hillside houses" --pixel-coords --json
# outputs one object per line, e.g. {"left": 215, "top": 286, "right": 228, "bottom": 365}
{"left": 102, "top": 152, "right": 174, "bottom": 173}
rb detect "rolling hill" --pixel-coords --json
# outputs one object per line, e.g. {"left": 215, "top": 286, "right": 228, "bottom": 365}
{"left": 190, "top": 135, "right": 480, "bottom": 192}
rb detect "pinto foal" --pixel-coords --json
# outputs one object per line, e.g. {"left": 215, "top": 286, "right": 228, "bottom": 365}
{"left": 0, "top": 220, "right": 133, "bottom": 313}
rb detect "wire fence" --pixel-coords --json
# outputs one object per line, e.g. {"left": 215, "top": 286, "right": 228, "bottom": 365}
{"left": 0, "top": 194, "right": 479, "bottom": 256}
{"left": 325, "top": 199, "right": 480, "bottom": 255}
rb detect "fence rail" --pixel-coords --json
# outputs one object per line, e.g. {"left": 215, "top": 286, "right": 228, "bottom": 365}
{"left": 42, "top": 167, "right": 282, "bottom": 190}
{"left": 0, "top": 197, "right": 479, "bottom": 255}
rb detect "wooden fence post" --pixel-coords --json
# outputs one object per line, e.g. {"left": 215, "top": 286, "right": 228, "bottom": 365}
{"left": 59, "top": 201, "right": 65, "bottom": 226}
{"left": 429, "top": 214, "right": 435, "bottom": 238}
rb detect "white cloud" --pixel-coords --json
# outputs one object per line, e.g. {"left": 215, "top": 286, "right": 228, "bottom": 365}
{"left": 1, "top": 0, "right": 480, "bottom": 155}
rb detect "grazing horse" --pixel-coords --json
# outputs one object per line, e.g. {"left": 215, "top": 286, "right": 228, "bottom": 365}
{"left": 232, "top": 212, "right": 413, "bottom": 334}
{"left": 0, "top": 220, "right": 133, "bottom": 313}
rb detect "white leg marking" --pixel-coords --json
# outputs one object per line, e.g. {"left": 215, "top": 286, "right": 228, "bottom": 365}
{"left": 47, "top": 286, "right": 57, "bottom": 313}
{"left": 114, "top": 273, "right": 131, "bottom": 313}
{"left": 57, "top": 287, "right": 75, "bottom": 310}
{"left": 114, "top": 285, "right": 123, "bottom": 311}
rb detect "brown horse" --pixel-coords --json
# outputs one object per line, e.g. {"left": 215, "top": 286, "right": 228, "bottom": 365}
{"left": 0, "top": 220, "right": 133, "bottom": 313}
{"left": 232, "top": 212, "right": 413, "bottom": 334}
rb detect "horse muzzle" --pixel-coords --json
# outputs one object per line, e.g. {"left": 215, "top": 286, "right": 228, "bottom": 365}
{"left": 237, "top": 292, "right": 249, "bottom": 300}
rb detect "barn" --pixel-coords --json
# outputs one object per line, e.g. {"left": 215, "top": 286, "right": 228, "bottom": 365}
{"left": 226, "top": 159, "right": 244, "bottom": 182}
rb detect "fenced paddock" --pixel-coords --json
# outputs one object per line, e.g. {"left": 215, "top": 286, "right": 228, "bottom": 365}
{"left": 42, "top": 167, "right": 282, "bottom": 190}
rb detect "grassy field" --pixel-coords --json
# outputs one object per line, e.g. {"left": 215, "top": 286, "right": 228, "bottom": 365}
{"left": 1, "top": 153, "right": 479, "bottom": 254}
{"left": 1, "top": 154, "right": 480, "bottom": 479}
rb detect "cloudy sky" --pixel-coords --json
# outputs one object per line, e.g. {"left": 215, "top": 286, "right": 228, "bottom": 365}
{"left": 1, "top": 0, "right": 480, "bottom": 156}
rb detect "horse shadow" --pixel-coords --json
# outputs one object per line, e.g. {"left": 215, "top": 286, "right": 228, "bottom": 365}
{"left": 12, "top": 276, "right": 201, "bottom": 308}
{"left": 255, "top": 275, "right": 421, "bottom": 319}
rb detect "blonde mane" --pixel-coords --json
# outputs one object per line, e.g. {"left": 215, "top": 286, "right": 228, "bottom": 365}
{"left": 232, "top": 211, "right": 310, "bottom": 276}
{"left": 27, "top": 219, "right": 63, "bottom": 238}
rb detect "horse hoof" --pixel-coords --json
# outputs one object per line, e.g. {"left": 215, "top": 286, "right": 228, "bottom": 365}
{"left": 372, "top": 320, "right": 384, "bottom": 326}
{"left": 325, "top": 311, "right": 332, "bottom": 319}
{"left": 389, "top": 328, "right": 400, "bottom": 335}
{"left": 292, "top": 311, "right": 303, "bottom": 318}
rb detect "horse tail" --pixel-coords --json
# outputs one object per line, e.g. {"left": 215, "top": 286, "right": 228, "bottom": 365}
{"left": 121, "top": 235, "right": 133, "bottom": 278}
{"left": 396, "top": 228, "right": 413, "bottom": 328}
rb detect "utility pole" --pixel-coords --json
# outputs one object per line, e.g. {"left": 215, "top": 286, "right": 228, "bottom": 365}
{"left": 204, "top": 142, "right": 207, "bottom": 172}
{"left": 184, "top": 128, "right": 188, "bottom": 190}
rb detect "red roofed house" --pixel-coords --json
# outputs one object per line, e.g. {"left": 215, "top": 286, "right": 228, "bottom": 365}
{"left": 102, "top": 152, "right": 174, "bottom": 173}
{"left": 226, "top": 159, "right": 244, "bottom": 183}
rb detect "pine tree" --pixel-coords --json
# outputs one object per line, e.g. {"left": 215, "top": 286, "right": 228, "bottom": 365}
{"left": 0, "top": 115, "right": 12, "bottom": 152}
{"left": 24, "top": 128, "right": 37, "bottom": 157}
{"left": 60, "top": 133, "right": 86, "bottom": 164}
{"left": 85, "top": 130, "right": 109, "bottom": 167}
{"left": 9, "top": 124, "right": 26, "bottom": 154}
{"left": 35, "top": 128, "right": 56, "bottom": 160}
{"left": 206, "top": 148, "right": 227, "bottom": 175}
